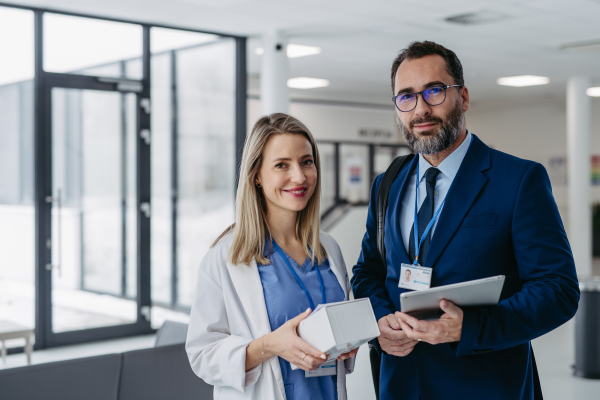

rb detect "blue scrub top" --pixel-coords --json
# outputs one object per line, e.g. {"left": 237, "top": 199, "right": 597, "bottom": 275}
{"left": 257, "top": 239, "right": 345, "bottom": 400}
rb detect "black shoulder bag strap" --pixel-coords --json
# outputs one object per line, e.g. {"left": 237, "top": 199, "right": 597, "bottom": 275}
{"left": 376, "top": 153, "right": 415, "bottom": 267}
{"left": 369, "top": 153, "right": 414, "bottom": 400}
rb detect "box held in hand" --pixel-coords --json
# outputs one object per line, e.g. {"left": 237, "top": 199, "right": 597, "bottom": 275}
{"left": 297, "top": 298, "right": 380, "bottom": 360}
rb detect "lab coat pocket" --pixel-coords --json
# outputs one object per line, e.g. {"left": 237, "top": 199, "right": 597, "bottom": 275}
{"left": 284, "top": 383, "right": 294, "bottom": 400}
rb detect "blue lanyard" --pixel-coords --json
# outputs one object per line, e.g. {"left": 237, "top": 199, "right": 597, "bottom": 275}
{"left": 413, "top": 138, "right": 472, "bottom": 266}
{"left": 272, "top": 240, "right": 326, "bottom": 310}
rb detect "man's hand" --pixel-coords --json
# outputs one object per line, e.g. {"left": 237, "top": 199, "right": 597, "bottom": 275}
{"left": 336, "top": 347, "right": 359, "bottom": 361}
{"left": 377, "top": 314, "right": 419, "bottom": 357}
{"left": 396, "top": 299, "right": 463, "bottom": 345}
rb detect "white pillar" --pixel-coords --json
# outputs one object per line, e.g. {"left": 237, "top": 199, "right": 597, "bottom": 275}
{"left": 567, "top": 77, "right": 592, "bottom": 277}
{"left": 261, "top": 31, "right": 289, "bottom": 115}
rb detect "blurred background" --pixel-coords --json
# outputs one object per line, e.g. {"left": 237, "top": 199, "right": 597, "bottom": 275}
{"left": 0, "top": 1, "right": 599, "bottom": 399}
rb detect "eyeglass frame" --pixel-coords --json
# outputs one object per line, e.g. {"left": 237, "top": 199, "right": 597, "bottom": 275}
{"left": 392, "top": 84, "right": 463, "bottom": 112}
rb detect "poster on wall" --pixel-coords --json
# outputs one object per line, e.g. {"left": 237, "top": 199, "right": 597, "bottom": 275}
{"left": 547, "top": 155, "right": 600, "bottom": 186}
{"left": 592, "top": 156, "right": 600, "bottom": 185}
{"left": 346, "top": 157, "right": 364, "bottom": 186}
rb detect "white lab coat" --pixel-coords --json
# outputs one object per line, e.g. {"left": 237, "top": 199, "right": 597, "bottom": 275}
{"left": 186, "top": 231, "right": 356, "bottom": 400}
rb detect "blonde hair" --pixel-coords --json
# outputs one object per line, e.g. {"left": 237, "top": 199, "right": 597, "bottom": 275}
{"left": 212, "top": 113, "right": 326, "bottom": 266}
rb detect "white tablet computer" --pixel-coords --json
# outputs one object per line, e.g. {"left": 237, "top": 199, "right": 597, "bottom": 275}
{"left": 400, "top": 275, "right": 505, "bottom": 321}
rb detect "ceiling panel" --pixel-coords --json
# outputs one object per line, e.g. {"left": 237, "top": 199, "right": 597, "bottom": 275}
{"left": 5, "top": 0, "right": 599, "bottom": 103}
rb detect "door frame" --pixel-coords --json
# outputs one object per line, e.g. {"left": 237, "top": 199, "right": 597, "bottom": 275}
{"left": 34, "top": 12, "right": 153, "bottom": 348}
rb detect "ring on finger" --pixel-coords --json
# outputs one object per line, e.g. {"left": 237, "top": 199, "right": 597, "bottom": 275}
{"left": 302, "top": 352, "right": 307, "bottom": 361}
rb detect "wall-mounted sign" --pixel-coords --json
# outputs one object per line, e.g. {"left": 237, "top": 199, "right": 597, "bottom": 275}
{"left": 359, "top": 128, "right": 393, "bottom": 139}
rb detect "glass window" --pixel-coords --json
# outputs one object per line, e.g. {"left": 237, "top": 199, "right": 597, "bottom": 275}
{"left": 0, "top": 6, "right": 35, "bottom": 349}
{"left": 150, "top": 51, "right": 172, "bottom": 306}
{"left": 43, "top": 13, "right": 143, "bottom": 79}
{"left": 176, "top": 39, "right": 236, "bottom": 307}
{"left": 150, "top": 27, "right": 236, "bottom": 316}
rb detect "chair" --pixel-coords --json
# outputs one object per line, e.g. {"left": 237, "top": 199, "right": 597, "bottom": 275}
{"left": 118, "top": 343, "right": 213, "bottom": 400}
{"left": 0, "top": 353, "right": 122, "bottom": 400}
{"left": 154, "top": 320, "right": 189, "bottom": 347}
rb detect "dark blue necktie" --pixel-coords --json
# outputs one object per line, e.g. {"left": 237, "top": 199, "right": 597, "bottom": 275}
{"left": 408, "top": 167, "right": 440, "bottom": 264}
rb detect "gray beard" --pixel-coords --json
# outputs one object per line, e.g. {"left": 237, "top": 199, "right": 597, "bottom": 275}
{"left": 398, "top": 101, "right": 465, "bottom": 155}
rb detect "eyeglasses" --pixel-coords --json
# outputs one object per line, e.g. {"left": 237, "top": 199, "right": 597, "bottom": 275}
{"left": 392, "top": 85, "right": 462, "bottom": 112}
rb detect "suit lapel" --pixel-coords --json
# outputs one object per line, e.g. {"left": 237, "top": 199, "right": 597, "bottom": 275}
{"left": 390, "top": 156, "right": 418, "bottom": 265}
{"left": 424, "top": 135, "right": 491, "bottom": 268}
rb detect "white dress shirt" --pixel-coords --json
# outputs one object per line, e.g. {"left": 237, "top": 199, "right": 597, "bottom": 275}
{"left": 399, "top": 131, "right": 473, "bottom": 255}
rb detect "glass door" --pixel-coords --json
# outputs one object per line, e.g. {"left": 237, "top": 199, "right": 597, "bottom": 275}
{"left": 39, "top": 79, "right": 152, "bottom": 346}
{"left": 50, "top": 87, "right": 139, "bottom": 333}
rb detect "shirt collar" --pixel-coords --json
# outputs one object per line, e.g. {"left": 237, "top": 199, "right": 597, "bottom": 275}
{"left": 417, "top": 130, "right": 472, "bottom": 182}
{"left": 263, "top": 237, "right": 276, "bottom": 258}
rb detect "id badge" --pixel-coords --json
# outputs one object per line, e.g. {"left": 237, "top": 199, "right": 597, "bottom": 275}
{"left": 399, "top": 263, "right": 432, "bottom": 290}
{"left": 305, "top": 359, "right": 337, "bottom": 378}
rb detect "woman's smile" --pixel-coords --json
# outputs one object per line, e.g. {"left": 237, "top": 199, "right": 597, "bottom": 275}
{"left": 283, "top": 186, "right": 308, "bottom": 197}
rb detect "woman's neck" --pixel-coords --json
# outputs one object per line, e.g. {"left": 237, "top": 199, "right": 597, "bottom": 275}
{"left": 267, "top": 207, "right": 299, "bottom": 246}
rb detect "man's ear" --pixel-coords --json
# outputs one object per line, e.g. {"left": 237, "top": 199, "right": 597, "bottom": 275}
{"left": 461, "top": 86, "right": 470, "bottom": 112}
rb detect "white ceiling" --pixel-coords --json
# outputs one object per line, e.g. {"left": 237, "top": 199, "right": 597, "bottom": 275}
{"left": 6, "top": 0, "right": 600, "bottom": 105}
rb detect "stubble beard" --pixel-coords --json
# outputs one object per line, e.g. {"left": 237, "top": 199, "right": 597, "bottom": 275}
{"left": 398, "top": 99, "right": 465, "bottom": 155}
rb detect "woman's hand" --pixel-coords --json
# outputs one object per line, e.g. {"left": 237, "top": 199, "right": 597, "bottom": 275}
{"left": 336, "top": 347, "right": 358, "bottom": 361}
{"left": 264, "top": 308, "right": 328, "bottom": 371}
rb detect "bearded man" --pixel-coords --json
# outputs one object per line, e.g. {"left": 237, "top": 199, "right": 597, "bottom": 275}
{"left": 351, "top": 41, "right": 579, "bottom": 400}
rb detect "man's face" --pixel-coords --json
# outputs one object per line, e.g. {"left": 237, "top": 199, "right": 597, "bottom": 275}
{"left": 393, "top": 54, "right": 470, "bottom": 155}
{"left": 405, "top": 269, "right": 411, "bottom": 282}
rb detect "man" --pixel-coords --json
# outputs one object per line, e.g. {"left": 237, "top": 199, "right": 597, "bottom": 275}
{"left": 351, "top": 41, "right": 579, "bottom": 400}
{"left": 404, "top": 269, "right": 411, "bottom": 283}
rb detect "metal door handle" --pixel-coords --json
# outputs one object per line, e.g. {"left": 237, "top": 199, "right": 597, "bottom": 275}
{"left": 140, "top": 202, "right": 151, "bottom": 218}
{"left": 45, "top": 189, "right": 62, "bottom": 277}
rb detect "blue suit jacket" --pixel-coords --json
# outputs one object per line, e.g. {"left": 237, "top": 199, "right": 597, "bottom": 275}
{"left": 351, "top": 134, "right": 579, "bottom": 400}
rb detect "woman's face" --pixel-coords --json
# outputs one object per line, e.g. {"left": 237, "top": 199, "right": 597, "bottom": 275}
{"left": 256, "top": 133, "right": 317, "bottom": 216}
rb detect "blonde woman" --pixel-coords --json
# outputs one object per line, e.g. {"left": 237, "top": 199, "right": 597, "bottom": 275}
{"left": 186, "top": 113, "right": 356, "bottom": 400}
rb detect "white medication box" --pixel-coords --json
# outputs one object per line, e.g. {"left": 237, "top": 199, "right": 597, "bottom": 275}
{"left": 292, "top": 298, "right": 380, "bottom": 369}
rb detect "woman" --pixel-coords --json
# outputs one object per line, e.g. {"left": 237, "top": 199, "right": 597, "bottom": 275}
{"left": 186, "top": 113, "right": 356, "bottom": 400}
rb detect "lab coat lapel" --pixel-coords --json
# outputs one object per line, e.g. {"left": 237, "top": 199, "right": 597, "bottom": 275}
{"left": 322, "top": 239, "right": 348, "bottom": 299}
{"left": 227, "top": 260, "right": 286, "bottom": 399}
{"left": 226, "top": 260, "right": 272, "bottom": 336}
{"left": 424, "top": 135, "right": 491, "bottom": 268}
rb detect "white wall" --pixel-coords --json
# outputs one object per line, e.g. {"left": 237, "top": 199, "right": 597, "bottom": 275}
{"left": 247, "top": 98, "right": 403, "bottom": 143}
{"left": 466, "top": 98, "right": 600, "bottom": 230}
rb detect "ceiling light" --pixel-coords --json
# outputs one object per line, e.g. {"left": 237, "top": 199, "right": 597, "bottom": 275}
{"left": 286, "top": 44, "right": 321, "bottom": 58}
{"left": 587, "top": 87, "right": 600, "bottom": 97}
{"left": 496, "top": 75, "right": 550, "bottom": 87}
{"left": 254, "top": 44, "right": 321, "bottom": 58}
{"left": 287, "top": 77, "right": 330, "bottom": 89}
